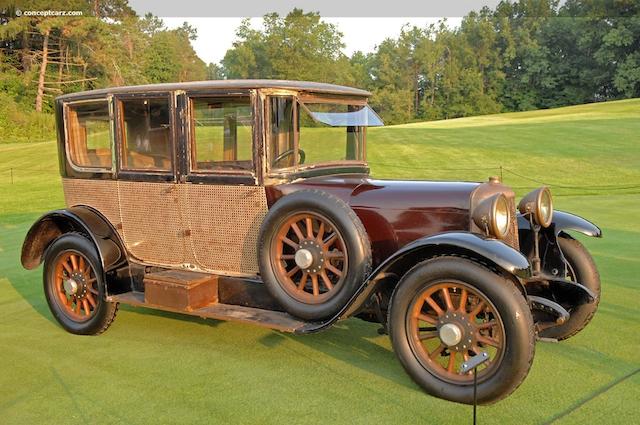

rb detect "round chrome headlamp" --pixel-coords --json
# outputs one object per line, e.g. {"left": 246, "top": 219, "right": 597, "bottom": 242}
{"left": 518, "top": 187, "right": 553, "bottom": 228}
{"left": 472, "top": 193, "right": 512, "bottom": 239}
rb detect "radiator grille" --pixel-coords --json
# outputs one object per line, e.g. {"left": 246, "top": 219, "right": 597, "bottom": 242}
{"left": 503, "top": 197, "right": 520, "bottom": 250}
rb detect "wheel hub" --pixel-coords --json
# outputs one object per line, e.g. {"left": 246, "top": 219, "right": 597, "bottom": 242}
{"left": 439, "top": 323, "right": 463, "bottom": 346}
{"left": 296, "top": 239, "right": 325, "bottom": 274}
{"left": 64, "top": 271, "right": 88, "bottom": 298}
{"left": 63, "top": 278, "right": 78, "bottom": 296}
{"left": 294, "top": 249, "right": 314, "bottom": 269}
{"left": 437, "top": 312, "right": 476, "bottom": 352}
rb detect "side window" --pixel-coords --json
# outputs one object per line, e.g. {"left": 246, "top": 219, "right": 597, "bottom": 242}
{"left": 65, "top": 100, "right": 112, "bottom": 169}
{"left": 268, "top": 97, "right": 295, "bottom": 169}
{"left": 119, "top": 97, "right": 172, "bottom": 171}
{"left": 190, "top": 97, "right": 253, "bottom": 172}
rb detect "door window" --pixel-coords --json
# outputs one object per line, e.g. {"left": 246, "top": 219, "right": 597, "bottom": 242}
{"left": 189, "top": 97, "right": 253, "bottom": 172}
{"left": 119, "top": 97, "right": 172, "bottom": 171}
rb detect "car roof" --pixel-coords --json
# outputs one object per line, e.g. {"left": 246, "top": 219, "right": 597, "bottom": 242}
{"left": 56, "top": 79, "right": 371, "bottom": 101}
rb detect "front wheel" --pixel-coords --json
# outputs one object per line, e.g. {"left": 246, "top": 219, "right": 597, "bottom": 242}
{"left": 539, "top": 237, "right": 601, "bottom": 340}
{"left": 43, "top": 233, "right": 118, "bottom": 335}
{"left": 389, "top": 257, "right": 535, "bottom": 404}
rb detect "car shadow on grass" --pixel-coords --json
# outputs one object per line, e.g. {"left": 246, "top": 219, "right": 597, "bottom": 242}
{"left": 258, "top": 320, "right": 420, "bottom": 391}
{"left": 118, "top": 301, "right": 417, "bottom": 391}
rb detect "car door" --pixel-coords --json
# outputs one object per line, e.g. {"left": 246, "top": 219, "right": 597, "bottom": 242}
{"left": 114, "top": 92, "right": 188, "bottom": 267}
{"left": 178, "top": 89, "right": 268, "bottom": 276}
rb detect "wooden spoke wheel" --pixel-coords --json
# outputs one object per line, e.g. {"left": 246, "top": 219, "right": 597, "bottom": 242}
{"left": 272, "top": 212, "right": 349, "bottom": 304}
{"left": 43, "top": 233, "right": 118, "bottom": 335}
{"left": 259, "top": 189, "right": 371, "bottom": 320}
{"left": 50, "top": 251, "right": 100, "bottom": 322}
{"left": 389, "top": 257, "right": 535, "bottom": 404}
{"left": 408, "top": 281, "right": 506, "bottom": 384}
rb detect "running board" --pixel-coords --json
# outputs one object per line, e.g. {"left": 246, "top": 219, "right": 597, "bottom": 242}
{"left": 108, "top": 291, "right": 313, "bottom": 333}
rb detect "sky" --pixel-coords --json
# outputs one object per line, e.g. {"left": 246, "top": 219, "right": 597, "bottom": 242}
{"left": 162, "top": 17, "right": 463, "bottom": 65}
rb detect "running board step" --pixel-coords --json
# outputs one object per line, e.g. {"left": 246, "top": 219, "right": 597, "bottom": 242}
{"left": 108, "top": 291, "right": 310, "bottom": 333}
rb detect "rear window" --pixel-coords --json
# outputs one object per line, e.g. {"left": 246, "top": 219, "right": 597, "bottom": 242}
{"left": 65, "top": 100, "right": 112, "bottom": 170}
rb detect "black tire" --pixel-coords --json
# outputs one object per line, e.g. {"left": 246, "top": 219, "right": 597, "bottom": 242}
{"left": 258, "top": 189, "right": 371, "bottom": 320}
{"left": 389, "top": 257, "right": 535, "bottom": 405}
{"left": 540, "top": 237, "right": 601, "bottom": 340}
{"left": 43, "top": 233, "right": 118, "bottom": 335}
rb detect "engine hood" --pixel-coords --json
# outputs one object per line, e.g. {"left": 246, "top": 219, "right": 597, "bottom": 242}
{"left": 350, "top": 178, "right": 479, "bottom": 211}
{"left": 266, "top": 174, "right": 479, "bottom": 211}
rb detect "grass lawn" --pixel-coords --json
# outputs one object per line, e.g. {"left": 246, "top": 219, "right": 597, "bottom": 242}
{"left": 1, "top": 99, "right": 639, "bottom": 424}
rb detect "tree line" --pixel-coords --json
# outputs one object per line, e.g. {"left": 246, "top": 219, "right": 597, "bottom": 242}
{"left": 219, "top": 2, "right": 640, "bottom": 124}
{"left": 0, "top": 0, "right": 204, "bottom": 115}
{"left": 1, "top": 0, "right": 638, "bottom": 132}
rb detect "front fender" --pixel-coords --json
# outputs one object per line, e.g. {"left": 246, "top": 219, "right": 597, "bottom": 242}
{"left": 370, "top": 232, "right": 531, "bottom": 280}
{"left": 21, "top": 206, "right": 125, "bottom": 272}
{"left": 296, "top": 232, "right": 531, "bottom": 333}
{"left": 517, "top": 210, "right": 602, "bottom": 238}
{"left": 553, "top": 211, "right": 602, "bottom": 237}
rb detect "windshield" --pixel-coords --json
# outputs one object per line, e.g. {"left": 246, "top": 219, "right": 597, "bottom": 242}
{"left": 301, "top": 102, "right": 384, "bottom": 127}
{"left": 268, "top": 97, "right": 384, "bottom": 170}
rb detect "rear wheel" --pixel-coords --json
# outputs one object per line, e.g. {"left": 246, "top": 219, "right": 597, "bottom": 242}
{"left": 389, "top": 257, "right": 535, "bottom": 404}
{"left": 43, "top": 233, "right": 118, "bottom": 335}
{"left": 540, "top": 237, "right": 601, "bottom": 340}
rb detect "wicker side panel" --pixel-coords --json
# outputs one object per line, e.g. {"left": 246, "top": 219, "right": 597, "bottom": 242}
{"left": 62, "top": 178, "right": 121, "bottom": 230}
{"left": 117, "top": 181, "right": 186, "bottom": 266}
{"left": 183, "top": 184, "right": 268, "bottom": 274}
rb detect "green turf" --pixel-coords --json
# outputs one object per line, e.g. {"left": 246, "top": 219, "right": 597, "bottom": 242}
{"left": 1, "top": 99, "right": 639, "bottom": 424}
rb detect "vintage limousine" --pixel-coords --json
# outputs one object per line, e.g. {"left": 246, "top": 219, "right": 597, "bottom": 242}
{"left": 21, "top": 80, "right": 602, "bottom": 404}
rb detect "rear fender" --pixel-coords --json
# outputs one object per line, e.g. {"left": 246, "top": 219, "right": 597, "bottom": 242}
{"left": 21, "top": 206, "right": 125, "bottom": 273}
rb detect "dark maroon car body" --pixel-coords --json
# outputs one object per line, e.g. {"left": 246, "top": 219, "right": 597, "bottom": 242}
{"left": 268, "top": 176, "right": 477, "bottom": 267}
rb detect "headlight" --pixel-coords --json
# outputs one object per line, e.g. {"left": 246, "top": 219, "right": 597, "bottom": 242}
{"left": 518, "top": 187, "right": 553, "bottom": 227}
{"left": 472, "top": 193, "right": 512, "bottom": 239}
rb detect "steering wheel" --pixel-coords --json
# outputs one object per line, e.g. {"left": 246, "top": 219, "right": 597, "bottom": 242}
{"left": 273, "top": 148, "right": 306, "bottom": 167}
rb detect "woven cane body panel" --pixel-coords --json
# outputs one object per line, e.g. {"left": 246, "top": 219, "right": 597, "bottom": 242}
{"left": 62, "top": 178, "right": 121, "bottom": 228}
{"left": 116, "top": 181, "right": 187, "bottom": 266}
{"left": 62, "top": 178, "right": 267, "bottom": 275}
{"left": 182, "top": 184, "right": 268, "bottom": 274}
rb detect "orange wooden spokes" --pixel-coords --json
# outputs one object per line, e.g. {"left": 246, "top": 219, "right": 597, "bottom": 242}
{"left": 273, "top": 213, "right": 349, "bottom": 304}
{"left": 52, "top": 251, "right": 99, "bottom": 321}
{"left": 410, "top": 282, "right": 505, "bottom": 383}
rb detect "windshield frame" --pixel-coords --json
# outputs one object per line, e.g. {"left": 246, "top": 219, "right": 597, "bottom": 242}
{"left": 265, "top": 93, "right": 375, "bottom": 179}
